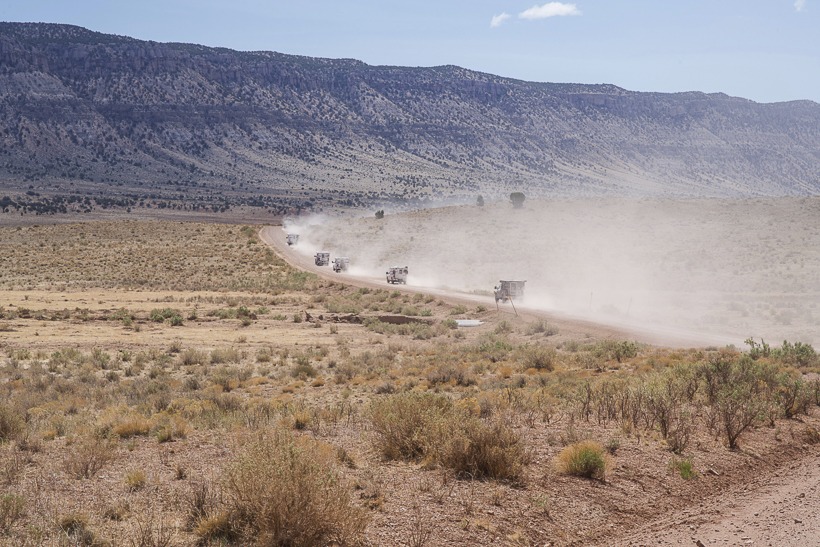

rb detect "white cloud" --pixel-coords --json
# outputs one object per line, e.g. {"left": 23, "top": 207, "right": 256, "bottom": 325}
{"left": 490, "top": 12, "right": 511, "bottom": 28}
{"left": 794, "top": 0, "right": 807, "bottom": 12}
{"left": 519, "top": 2, "right": 582, "bottom": 20}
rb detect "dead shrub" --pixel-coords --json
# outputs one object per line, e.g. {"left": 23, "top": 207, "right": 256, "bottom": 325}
{"left": 185, "top": 480, "right": 219, "bottom": 531}
{"left": 220, "top": 429, "right": 368, "bottom": 546}
{"left": 125, "top": 469, "right": 147, "bottom": 492}
{"left": 152, "top": 414, "right": 188, "bottom": 443}
{"left": 370, "top": 393, "right": 528, "bottom": 481}
{"left": 370, "top": 393, "right": 452, "bottom": 461}
{"left": 210, "top": 347, "right": 241, "bottom": 365}
{"left": 802, "top": 425, "right": 820, "bottom": 445}
{"left": 438, "top": 415, "right": 529, "bottom": 482}
{"left": 518, "top": 345, "right": 556, "bottom": 371}
{"left": 58, "top": 511, "right": 103, "bottom": 546}
{"left": 426, "top": 363, "right": 476, "bottom": 387}
{"left": 0, "top": 404, "right": 24, "bottom": 443}
{"left": 195, "top": 511, "right": 236, "bottom": 543}
{"left": 63, "top": 436, "right": 116, "bottom": 479}
{"left": 0, "top": 493, "right": 25, "bottom": 534}
{"left": 178, "top": 348, "right": 209, "bottom": 366}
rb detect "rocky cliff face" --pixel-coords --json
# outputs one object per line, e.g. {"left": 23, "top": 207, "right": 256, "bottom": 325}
{"left": 0, "top": 22, "right": 818, "bottom": 213}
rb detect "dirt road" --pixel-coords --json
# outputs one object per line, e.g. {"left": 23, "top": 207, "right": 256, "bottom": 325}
{"left": 615, "top": 446, "right": 820, "bottom": 546}
{"left": 260, "top": 225, "right": 740, "bottom": 348}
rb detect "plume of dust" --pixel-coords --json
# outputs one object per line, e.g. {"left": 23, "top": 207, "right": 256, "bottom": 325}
{"left": 289, "top": 198, "right": 819, "bottom": 346}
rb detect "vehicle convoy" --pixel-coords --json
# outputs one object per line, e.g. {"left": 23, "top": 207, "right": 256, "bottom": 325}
{"left": 314, "top": 252, "right": 330, "bottom": 266}
{"left": 286, "top": 233, "right": 299, "bottom": 246}
{"left": 332, "top": 257, "right": 350, "bottom": 273}
{"left": 386, "top": 266, "right": 408, "bottom": 285}
{"left": 494, "top": 280, "right": 526, "bottom": 303}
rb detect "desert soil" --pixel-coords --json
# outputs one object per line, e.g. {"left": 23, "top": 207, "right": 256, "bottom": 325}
{"left": 0, "top": 213, "right": 818, "bottom": 546}
{"left": 617, "top": 449, "right": 820, "bottom": 546}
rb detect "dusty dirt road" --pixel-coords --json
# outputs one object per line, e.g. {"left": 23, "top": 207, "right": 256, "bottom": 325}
{"left": 615, "top": 445, "right": 820, "bottom": 546}
{"left": 260, "top": 225, "right": 739, "bottom": 348}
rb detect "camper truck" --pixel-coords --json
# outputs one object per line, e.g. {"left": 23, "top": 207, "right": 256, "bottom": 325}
{"left": 386, "top": 266, "right": 408, "bottom": 285}
{"left": 314, "top": 252, "right": 330, "bottom": 266}
{"left": 332, "top": 257, "right": 350, "bottom": 273}
{"left": 494, "top": 280, "right": 526, "bottom": 303}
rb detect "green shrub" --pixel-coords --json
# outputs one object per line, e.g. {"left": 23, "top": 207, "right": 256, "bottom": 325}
{"left": 699, "top": 353, "right": 768, "bottom": 449}
{"left": 441, "top": 318, "right": 458, "bottom": 330}
{"left": 525, "top": 320, "right": 558, "bottom": 336}
{"left": 773, "top": 340, "right": 817, "bottom": 368}
{"left": 670, "top": 457, "right": 697, "bottom": 480}
{"left": 149, "top": 308, "right": 180, "bottom": 323}
{"left": 291, "top": 362, "right": 318, "bottom": 379}
{"left": 557, "top": 441, "right": 608, "bottom": 480}
{"left": 450, "top": 305, "right": 468, "bottom": 316}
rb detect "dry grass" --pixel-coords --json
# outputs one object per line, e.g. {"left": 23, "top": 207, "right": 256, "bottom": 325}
{"left": 0, "top": 221, "right": 316, "bottom": 293}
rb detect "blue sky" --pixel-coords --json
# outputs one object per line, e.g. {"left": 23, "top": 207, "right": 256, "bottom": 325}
{"left": 2, "top": 1, "right": 818, "bottom": 103}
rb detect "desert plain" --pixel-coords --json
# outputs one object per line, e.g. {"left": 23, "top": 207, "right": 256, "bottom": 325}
{"left": 0, "top": 198, "right": 818, "bottom": 546}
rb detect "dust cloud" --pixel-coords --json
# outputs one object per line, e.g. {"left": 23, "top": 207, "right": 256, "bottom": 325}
{"left": 284, "top": 198, "right": 820, "bottom": 345}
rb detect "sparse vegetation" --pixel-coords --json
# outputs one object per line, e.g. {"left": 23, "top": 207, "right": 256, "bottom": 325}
{"left": 0, "top": 219, "right": 816, "bottom": 545}
{"left": 670, "top": 457, "right": 697, "bottom": 480}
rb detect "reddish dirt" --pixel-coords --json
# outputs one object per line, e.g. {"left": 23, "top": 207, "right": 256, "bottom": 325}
{"left": 616, "top": 447, "right": 820, "bottom": 546}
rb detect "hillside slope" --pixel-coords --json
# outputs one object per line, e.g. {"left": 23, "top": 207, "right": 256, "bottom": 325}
{"left": 1, "top": 22, "right": 818, "bottom": 214}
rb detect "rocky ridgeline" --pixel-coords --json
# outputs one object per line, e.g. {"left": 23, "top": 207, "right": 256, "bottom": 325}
{"left": 0, "top": 22, "right": 818, "bottom": 210}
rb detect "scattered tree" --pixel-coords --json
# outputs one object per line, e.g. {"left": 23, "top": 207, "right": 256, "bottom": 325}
{"left": 476, "top": 195, "right": 485, "bottom": 207}
{"left": 375, "top": 210, "right": 385, "bottom": 219}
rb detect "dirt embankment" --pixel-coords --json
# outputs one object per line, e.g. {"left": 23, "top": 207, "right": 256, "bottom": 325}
{"left": 616, "top": 446, "right": 820, "bottom": 546}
